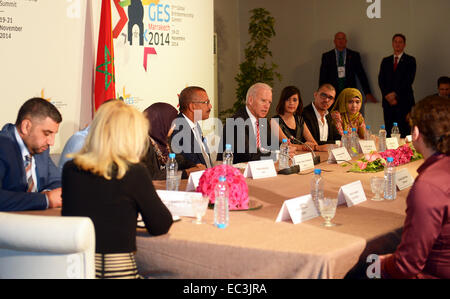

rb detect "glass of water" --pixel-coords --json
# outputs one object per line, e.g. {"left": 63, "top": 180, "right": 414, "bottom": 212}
{"left": 370, "top": 177, "right": 385, "bottom": 201}
{"left": 318, "top": 197, "right": 338, "bottom": 227}
{"left": 191, "top": 195, "right": 210, "bottom": 224}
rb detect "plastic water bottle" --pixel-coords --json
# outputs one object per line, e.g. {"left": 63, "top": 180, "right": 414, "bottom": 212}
{"left": 166, "top": 153, "right": 178, "bottom": 191}
{"left": 223, "top": 144, "right": 234, "bottom": 166}
{"left": 364, "top": 125, "right": 372, "bottom": 140}
{"left": 379, "top": 125, "right": 387, "bottom": 152}
{"left": 342, "top": 130, "right": 351, "bottom": 155}
{"left": 384, "top": 157, "right": 397, "bottom": 200}
{"left": 279, "top": 138, "right": 290, "bottom": 169}
{"left": 391, "top": 122, "right": 401, "bottom": 143}
{"left": 311, "top": 169, "right": 324, "bottom": 212}
{"left": 350, "top": 128, "right": 359, "bottom": 156}
{"left": 214, "top": 176, "right": 229, "bottom": 229}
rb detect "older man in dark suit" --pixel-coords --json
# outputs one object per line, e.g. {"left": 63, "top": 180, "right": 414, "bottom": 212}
{"left": 170, "top": 86, "right": 214, "bottom": 168}
{"left": 320, "top": 32, "right": 377, "bottom": 105}
{"left": 378, "top": 33, "right": 417, "bottom": 137}
{"left": 217, "top": 82, "right": 277, "bottom": 164}
{"left": 0, "top": 98, "right": 62, "bottom": 211}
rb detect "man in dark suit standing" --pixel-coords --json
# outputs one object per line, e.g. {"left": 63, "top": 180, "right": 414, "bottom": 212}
{"left": 302, "top": 84, "right": 341, "bottom": 145}
{"left": 319, "top": 32, "right": 377, "bottom": 105}
{"left": 170, "top": 86, "right": 214, "bottom": 168}
{"left": 217, "top": 82, "right": 277, "bottom": 164}
{"left": 378, "top": 33, "right": 416, "bottom": 137}
{"left": 0, "top": 98, "right": 62, "bottom": 211}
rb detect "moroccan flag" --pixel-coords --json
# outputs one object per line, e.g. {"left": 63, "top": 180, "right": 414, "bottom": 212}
{"left": 94, "top": 0, "right": 116, "bottom": 111}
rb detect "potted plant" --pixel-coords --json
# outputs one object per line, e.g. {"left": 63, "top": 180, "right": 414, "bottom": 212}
{"left": 220, "top": 8, "right": 281, "bottom": 120}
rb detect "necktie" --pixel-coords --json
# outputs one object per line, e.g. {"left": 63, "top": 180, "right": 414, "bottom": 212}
{"left": 25, "top": 155, "right": 35, "bottom": 192}
{"left": 338, "top": 51, "right": 344, "bottom": 66}
{"left": 196, "top": 125, "right": 212, "bottom": 168}
{"left": 393, "top": 56, "right": 399, "bottom": 71}
{"left": 256, "top": 119, "right": 261, "bottom": 149}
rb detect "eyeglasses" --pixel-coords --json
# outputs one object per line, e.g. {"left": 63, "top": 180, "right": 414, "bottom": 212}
{"left": 192, "top": 100, "right": 211, "bottom": 105}
{"left": 319, "top": 92, "right": 335, "bottom": 101}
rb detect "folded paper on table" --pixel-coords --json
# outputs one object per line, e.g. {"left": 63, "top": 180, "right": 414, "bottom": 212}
{"left": 331, "top": 147, "right": 352, "bottom": 164}
{"left": 338, "top": 180, "right": 367, "bottom": 207}
{"left": 243, "top": 160, "right": 277, "bottom": 179}
{"left": 276, "top": 195, "right": 319, "bottom": 224}
{"left": 395, "top": 168, "right": 414, "bottom": 190}
{"left": 359, "top": 140, "right": 377, "bottom": 154}
{"left": 293, "top": 153, "right": 314, "bottom": 172}
{"left": 185, "top": 170, "right": 205, "bottom": 191}
{"left": 156, "top": 190, "right": 203, "bottom": 217}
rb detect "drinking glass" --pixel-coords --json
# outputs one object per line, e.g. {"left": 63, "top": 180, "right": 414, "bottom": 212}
{"left": 370, "top": 177, "right": 385, "bottom": 201}
{"left": 191, "top": 195, "right": 209, "bottom": 224}
{"left": 318, "top": 198, "right": 338, "bottom": 227}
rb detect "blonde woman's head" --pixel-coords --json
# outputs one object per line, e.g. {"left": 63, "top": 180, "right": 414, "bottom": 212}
{"left": 73, "top": 100, "right": 149, "bottom": 179}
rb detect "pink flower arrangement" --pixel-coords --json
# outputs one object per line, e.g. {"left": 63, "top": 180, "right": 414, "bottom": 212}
{"left": 196, "top": 164, "right": 249, "bottom": 210}
{"left": 357, "top": 152, "right": 384, "bottom": 170}
{"left": 379, "top": 144, "right": 414, "bottom": 166}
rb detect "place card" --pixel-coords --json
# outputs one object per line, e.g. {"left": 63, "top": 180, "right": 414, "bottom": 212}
{"left": 335, "top": 140, "right": 342, "bottom": 147}
{"left": 386, "top": 137, "right": 399, "bottom": 150}
{"left": 337, "top": 180, "right": 367, "bottom": 207}
{"left": 156, "top": 190, "right": 203, "bottom": 217}
{"left": 405, "top": 135, "right": 412, "bottom": 143}
{"left": 331, "top": 147, "right": 352, "bottom": 164}
{"left": 293, "top": 153, "right": 315, "bottom": 171}
{"left": 396, "top": 168, "right": 414, "bottom": 190}
{"left": 276, "top": 195, "right": 319, "bottom": 224}
{"left": 359, "top": 140, "right": 377, "bottom": 154}
{"left": 185, "top": 170, "right": 205, "bottom": 192}
{"left": 243, "top": 159, "right": 277, "bottom": 179}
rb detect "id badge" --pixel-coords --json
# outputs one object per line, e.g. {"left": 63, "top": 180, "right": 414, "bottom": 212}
{"left": 338, "top": 66, "right": 346, "bottom": 78}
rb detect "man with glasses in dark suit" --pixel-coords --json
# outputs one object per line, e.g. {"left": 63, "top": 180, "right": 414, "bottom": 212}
{"left": 170, "top": 86, "right": 214, "bottom": 168}
{"left": 302, "top": 84, "right": 341, "bottom": 145}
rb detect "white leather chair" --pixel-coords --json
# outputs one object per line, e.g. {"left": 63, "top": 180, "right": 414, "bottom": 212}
{"left": 0, "top": 213, "right": 95, "bottom": 279}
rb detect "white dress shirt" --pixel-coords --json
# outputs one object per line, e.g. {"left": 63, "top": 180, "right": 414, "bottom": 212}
{"left": 312, "top": 102, "right": 329, "bottom": 142}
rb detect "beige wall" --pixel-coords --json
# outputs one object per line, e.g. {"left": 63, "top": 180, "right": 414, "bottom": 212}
{"left": 215, "top": 0, "right": 450, "bottom": 131}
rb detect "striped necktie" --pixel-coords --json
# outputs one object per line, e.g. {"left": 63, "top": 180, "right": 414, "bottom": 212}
{"left": 196, "top": 124, "right": 212, "bottom": 168}
{"left": 256, "top": 119, "right": 261, "bottom": 149}
{"left": 25, "top": 155, "right": 36, "bottom": 192}
{"left": 393, "top": 56, "right": 399, "bottom": 71}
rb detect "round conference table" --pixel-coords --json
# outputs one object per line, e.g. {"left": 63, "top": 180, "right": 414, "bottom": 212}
{"left": 16, "top": 150, "right": 422, "bottom": 279}
{"left": 135, "top": 151, "right": 421, "bottom": 279}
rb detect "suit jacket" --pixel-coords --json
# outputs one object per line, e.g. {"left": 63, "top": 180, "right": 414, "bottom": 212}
{"left": 378, "top": 53, "right": 416, "bottom": 112}
{"left": 0, "top": 124, "right": 61, "bottom": 211}
{"left": 319, "top": 48, "right": 372, "bottom": 95}
{"left": 170, "top": 113, "right": 211, "bottom": 167}
{"left": 217, "top": 107, "right": 273, "bottom": 164}
{"left": 302, "top": 104, "right": 341, "bottom": 145}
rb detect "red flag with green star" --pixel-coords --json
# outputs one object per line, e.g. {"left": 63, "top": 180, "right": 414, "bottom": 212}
{"left": 94, "top": 0, "right": 116, "bottom": 111}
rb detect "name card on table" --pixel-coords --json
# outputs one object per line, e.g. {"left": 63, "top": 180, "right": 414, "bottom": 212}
{"left": 276, "top": 195, "right": 319, "bottom": 224}
{"left": 386, "top": 137, "right": 399, "bottom": 150}
{"left": 331, "top": 147, "right": 352, "bottom": 164}
{"left": 405, "top": 135, "right": 412, "bottom": 143}
{"left": 337, "top": 180, "right": 367, "bottom": 207}
{"left": 293, "top": 153, "right": 315, "bottom": 171}
{"left": 396, "top": 168, "right": 414, "bottom": 190}
{"left": 243, "top": 160, "right": 277, "bottom": 179}
{"left": 156, "top": 190, "right": 203, "bottom": 217}
{"left": 185, "top": 170, "right": 205, "bottom": 192}
{"left": 359, "top": 140, "right": 377, "bottom": 154}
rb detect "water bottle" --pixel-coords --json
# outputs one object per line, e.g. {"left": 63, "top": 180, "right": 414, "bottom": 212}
{"left": 279, "top": 138, "right": 290, "bottom": 170}
{"left": 364, "top": 125, "right": 372, "bottom": 140}
{"left": 391, "top": 122, "right": 401, "bottom": 144}
{"left": 311, "top": 169, "right": 324, "bottom": 212}
{"left": 384, "top": 157, "right": 397, "bottom": 200}
{"left": 223, "top": 144, "right": 234, "bottom": 166}
{"left": 350, "top": 128, "right": 359, "bottom": 156}
{"left": 214, "top": 176, "right": 229, "bottom": 229}
{"left": 379, "top": 125, "right": 387, "bottom": 152}
{"left": 166, "top": 153, "right": 178, "bottom": 191}
{"left": 342, "top": 130, "right": 351, "bottom": 155}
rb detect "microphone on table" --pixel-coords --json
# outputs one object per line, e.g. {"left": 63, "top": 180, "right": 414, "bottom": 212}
{"left": 288, "top": 136, "right": 321, "bottom": 165}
